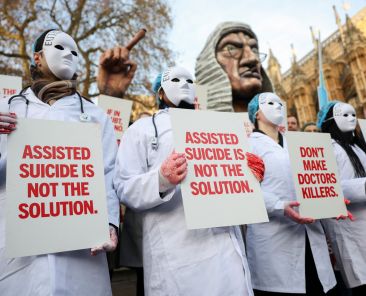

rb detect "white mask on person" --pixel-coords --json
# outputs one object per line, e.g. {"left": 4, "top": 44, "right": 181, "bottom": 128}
{"left": 161, "top": 66, "right": 195, "bottom": 106}
{"left": 258, "top": 92, "right": 285, "bottom": 126}
{"left": 42, "top": 31, "right": 78, "bottom": 80}
{"left": 333, "top": 103, "right": 357, "bottom": 132}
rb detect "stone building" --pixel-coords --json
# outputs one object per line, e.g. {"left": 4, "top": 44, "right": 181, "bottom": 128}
{"left": 267, "top": 6, "right": 366, "bottom": 127}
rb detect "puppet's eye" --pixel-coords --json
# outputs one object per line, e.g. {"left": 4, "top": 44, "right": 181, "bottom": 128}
{"left": 171, "top": 78, "right": 180, "bottom": 82}
{"left": 55, "top": 45, "right": 64, "bottom": 50}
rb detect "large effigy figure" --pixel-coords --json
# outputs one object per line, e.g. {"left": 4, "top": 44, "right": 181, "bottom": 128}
{"left": 195, "top": 21, "right": 273, "bottom": 112}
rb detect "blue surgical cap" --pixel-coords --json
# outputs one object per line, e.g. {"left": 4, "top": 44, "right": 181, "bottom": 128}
{"left": 248, "top": 94, "right": 260, "bottom": 124}
{"left": 152, "top": 73, "right": 162, "bottom": 94}
{"left": 316, "top": 100, "right": 339, "bottom": 129}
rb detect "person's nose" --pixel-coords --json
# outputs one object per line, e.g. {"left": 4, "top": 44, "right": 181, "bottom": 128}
{"left": 239, "top": 46, "right": 259, "bottom": 66}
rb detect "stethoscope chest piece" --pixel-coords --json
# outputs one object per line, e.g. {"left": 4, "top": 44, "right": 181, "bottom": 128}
{"left": 79, "top": 113, "right": 91, "bottom": 122}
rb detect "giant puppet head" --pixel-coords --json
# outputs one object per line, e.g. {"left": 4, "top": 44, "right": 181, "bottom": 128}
{"left": 154, "top": 66, "right": 196, "bottom": 109}
{"left": 195, "top": 22, "right": 273, "bottom": 112}
{"left": 32, "top": 30, "right": 79, "bottom": 80}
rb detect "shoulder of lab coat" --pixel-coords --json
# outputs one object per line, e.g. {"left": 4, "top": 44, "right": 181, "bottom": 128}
{"left": 113, "top": 112, "right": 175, "bottom": 211}
{"left": 249, "top": 132, "right": 286, "bottom": 217}
{"left": 332, "top": 140, "right": 366, "bottom": 203}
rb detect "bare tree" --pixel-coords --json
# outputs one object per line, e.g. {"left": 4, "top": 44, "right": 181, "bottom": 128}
{"left": 0, "top": 0, "right": 173, "bottom": 97}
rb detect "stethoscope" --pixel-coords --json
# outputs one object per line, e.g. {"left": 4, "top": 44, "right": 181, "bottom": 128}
{"left": 151, "top": 112, "right": 159, "bottom": 150}
{"left": 7, "top": 88, "right": 91, "bottom": 122}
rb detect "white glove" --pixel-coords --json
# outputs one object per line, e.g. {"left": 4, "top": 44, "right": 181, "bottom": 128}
{"left": 159, "top": 151, "right": 188, "bottom": 192}
{"left": 90, "top": 225, "right": 118, "bottom": 256}
{"left": 284, "top": 201, "right": 315, "bottom": 224}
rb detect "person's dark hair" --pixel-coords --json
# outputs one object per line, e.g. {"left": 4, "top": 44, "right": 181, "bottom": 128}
{"left": 321, "top": 106, "right": 366, "bottom": 177}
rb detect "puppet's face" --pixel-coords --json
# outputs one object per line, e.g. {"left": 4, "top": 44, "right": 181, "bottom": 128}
{"left": 333, "top": 103, "right": 357, "bottom": 132}
{"left": 42, "top": 31, "right": 78, "bottom": 80}
{"left": 216, "top": 31, "right": 263, "bottom": 101}
{"left": 258, "top": 92, "right": 284, "bottom": 126}
{"left": 161, "top": 66, "right": 195, "bottom": 107}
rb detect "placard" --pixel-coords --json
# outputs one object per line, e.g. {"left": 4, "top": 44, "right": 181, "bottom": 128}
{"left": 194, "top": 84, "right": 208, "bottom": 110}
{"left": 358, "top": 119, "right": 366, "bottom": 137}
{"left": 97, "top": 95, "right": 133, "bottom": 140}
{"left": 286, "top": 131, "right": 347, "bottom": 219}
{"left": 0, "top": 74, "right": 22, "bottom": 100}
{"left": 6, "top": 118, "right": 110, "bottom": 257}
{"left": 169, "top": 108, "right": 268, "bottom": 229}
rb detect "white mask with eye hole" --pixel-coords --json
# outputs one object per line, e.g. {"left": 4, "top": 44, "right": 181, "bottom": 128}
{"left": 161, "top": 66, "right": 195, "bottom": 106}
{"left": 333, "top": 103, "right": 357, "bottom": 132}
{"left": 42, "top": 31, "right": 78, "bottom": 80}
{"left": 258, "top": 92, "right": 285, "bottom": 126}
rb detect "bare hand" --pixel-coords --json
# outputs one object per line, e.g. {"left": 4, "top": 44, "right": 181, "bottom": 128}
{"left": 284, "top": 201, "right": 315, "bottom": 224}
{"left": 336, "top": 198, "right": 355, "bottom": 221}
{"left": 160, "top": 152, "right": 188, "bottom": 185}
{"left": 0, "top": 112, "right": 17, "bottom": 134}
{"left": 97, "top": 46, "right": 137, "bottom": 98}
{"left": 90, "top": 226, "right": 118, "bottom": 256}
{"left": 278, "top": 125, "right": 286, "bottom": 134}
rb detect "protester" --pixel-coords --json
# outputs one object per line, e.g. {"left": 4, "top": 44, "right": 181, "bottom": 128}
{"left": 0, "top": 29, "right": 120, "bottom": 295}
{"left": 287, "top": 115, "right": 299, "bottom": 131}
{"left": 302, "top": 122, "right": 318, "bottom": 132}
{"left": 318, "top": 101, "right": 366, "bottom": 296}
{"left": 246, "top": 92, "right": 337, "bottom": 295}
{"left": 195, "top": 21, "right": 273, "bottom": 112}
{"left": 113, "top": 65, "right": 259, "bottom": 296}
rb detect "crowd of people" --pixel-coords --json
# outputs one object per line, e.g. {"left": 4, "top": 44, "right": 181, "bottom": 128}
{"left": 0, "top": 21, "right": 365, "bottom": 296}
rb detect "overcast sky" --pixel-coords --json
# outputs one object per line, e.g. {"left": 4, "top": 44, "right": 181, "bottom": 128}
{"left": 167, "top": 0, "right": 366, "bottom": 77}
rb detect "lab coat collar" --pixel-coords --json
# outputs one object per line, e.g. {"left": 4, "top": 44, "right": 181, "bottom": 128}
{"left": 251, "top": 130, "right": 286, "bottom": 148}
{"left": 23, "top": 87, "right": 79, "bottom": 107}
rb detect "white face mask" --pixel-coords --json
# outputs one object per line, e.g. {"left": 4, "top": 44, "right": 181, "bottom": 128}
{"left": 258, "top": 92, "right": 285, "bottom": 126}
{"left": 333, "top": 103, "right": 357, "bottom": 132}
{"left": 161, "top": 66, "right": 195, "bottom": 106}
{"left": 42, "top": 31, "right": 78, "bottom": 80}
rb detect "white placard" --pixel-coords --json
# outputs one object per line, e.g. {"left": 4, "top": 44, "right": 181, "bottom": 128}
{"left": 6, "top": 118, "right": 110, "bottom": 257}
{"left": 0, "top": 74, "right": 22, "bottom": 100}
{"left": 358, "top": 119, "right": 366, "bottom": 137}
{"left": 194, "top": 84, "right": 208, "bottom": 110}
{"left": 97, "top": 95, "right": 133, "bottom": 140}
{"left": 286, "top": 132, "right": 347, "bottom": 219}
{"left": 169, "top": 108, "right": 269, "bottom": 229}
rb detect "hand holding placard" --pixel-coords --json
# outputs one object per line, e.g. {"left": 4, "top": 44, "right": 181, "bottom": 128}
{"left": 159, "top": 151, "right": 188, "bottom": 192}
{"left": 0, "top": 112, "right": 17, "bottom": 134}
{"left": 284, "top": 201, "right": 315, "bottom": 224}
{"left": 336, "top": 198, "right": 355, "bottom": 221}
{"left": 91, "top": 226, "right": 118, "bottom": 256}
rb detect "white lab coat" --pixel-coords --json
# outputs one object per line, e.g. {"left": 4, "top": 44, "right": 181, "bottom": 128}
{"left": 114, "top": 109, "right": 253, "bottom": 296}
{"left": 246, "top": 132, "right": 336, "bottom": 294}
{"left": 0, "top": 88, "right": 119, "bottom": 296}
{"left": 321, "top": 140, "right": 366, "bottom": 288}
